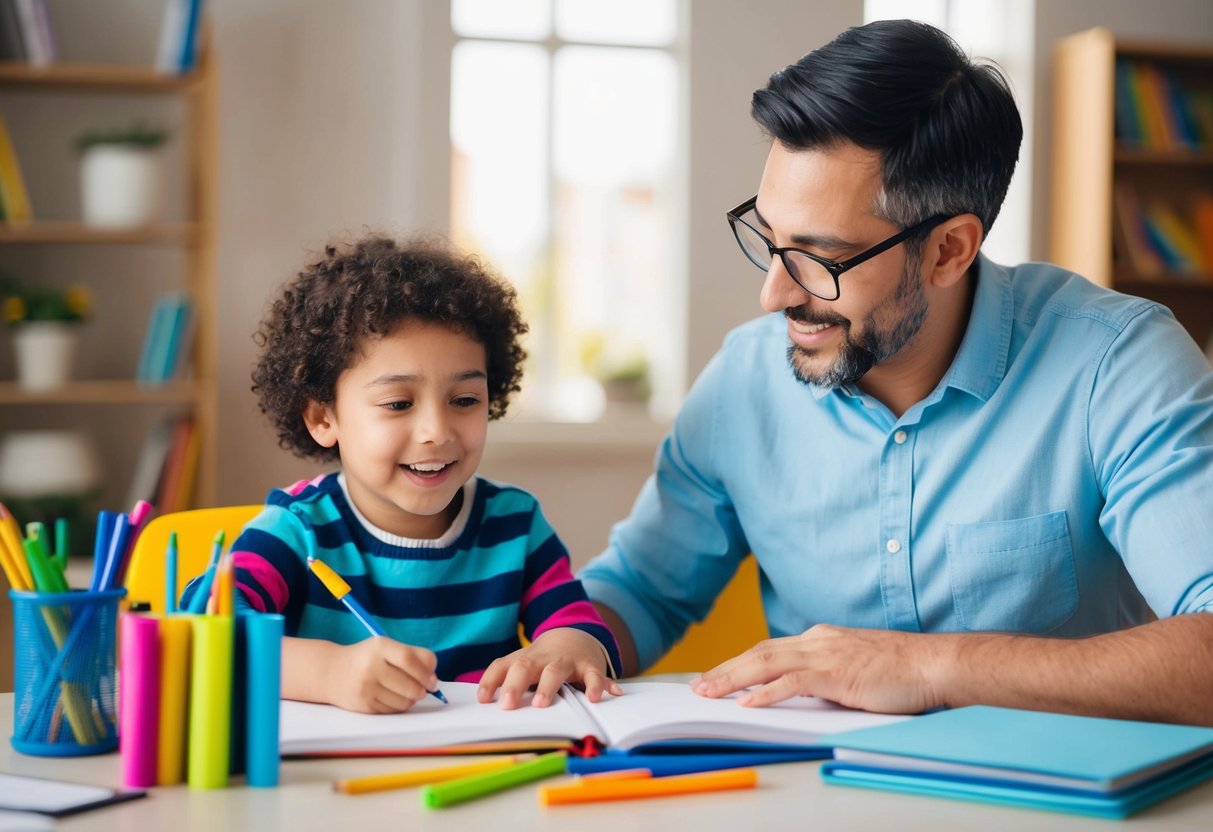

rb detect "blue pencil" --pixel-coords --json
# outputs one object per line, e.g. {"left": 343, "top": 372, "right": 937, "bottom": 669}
{"left": 88, "top": 511, "right": 118, "bottom": 592}
{"left": 165, "top": 531, "right": 178, "bottom": 613}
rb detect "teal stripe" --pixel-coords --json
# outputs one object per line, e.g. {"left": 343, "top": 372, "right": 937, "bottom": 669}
{"left": 298, "top": 601, "right": 520, "bottom": 654}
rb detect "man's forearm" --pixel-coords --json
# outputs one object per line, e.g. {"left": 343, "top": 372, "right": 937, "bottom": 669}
{"left": 936, "top": 613, "right": 1213, "bottom": 725}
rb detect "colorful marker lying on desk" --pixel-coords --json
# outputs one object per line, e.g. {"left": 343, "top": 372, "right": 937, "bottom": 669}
{"left": 307, "top": 555, "right": 448, "bottom": 705}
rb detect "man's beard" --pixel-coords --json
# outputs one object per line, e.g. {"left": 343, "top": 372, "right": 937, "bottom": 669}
{"left": 786, "top": 252, "right": 928, "bottom": 389}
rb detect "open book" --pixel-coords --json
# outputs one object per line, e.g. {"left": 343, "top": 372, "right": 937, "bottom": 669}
{"left": 279, "top": 681, "right": 908, "bottom": 756}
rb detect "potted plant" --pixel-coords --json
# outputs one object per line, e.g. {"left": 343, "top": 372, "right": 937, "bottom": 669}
{"left": 75, "top": 121, "right": 171, "bottom": 227}
{"left": 2, "top": 277, "right": 92, "bottom": 390}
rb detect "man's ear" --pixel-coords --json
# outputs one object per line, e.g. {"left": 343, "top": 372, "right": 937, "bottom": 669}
{"left": 302, "top": 400, "right": 338, "bottom": 448}
{"left": 927, "top": 213, "right": 983, "bottom": 289}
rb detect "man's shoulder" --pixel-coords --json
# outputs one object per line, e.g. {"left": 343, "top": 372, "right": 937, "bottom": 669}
{"left": 1000, "top": 259, "right": 1162, "bottom": 333}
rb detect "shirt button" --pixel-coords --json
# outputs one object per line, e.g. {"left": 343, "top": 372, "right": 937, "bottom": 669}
{"left": 886, "top": 539, "right": 901, "bottom": 554}
{"left": 893, "top": 430, "right": 908, "bottom": 444}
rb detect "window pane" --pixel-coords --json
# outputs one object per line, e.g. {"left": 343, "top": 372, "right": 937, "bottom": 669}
{"left": 450, "top": 41, "right": 549, "bottom": 311}
{"left": 554, "top": 0, "right": 677, "bottom": 46}
{"left": 552, "top": 46, "right": 679, "bottom": 418}
{"left": 452, "top": 0, "right": 551, "bottom": 40}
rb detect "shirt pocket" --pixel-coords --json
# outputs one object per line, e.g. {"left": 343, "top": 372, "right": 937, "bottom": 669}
{"left": 946, "top": 510, "right": 1078, "bottom": 634}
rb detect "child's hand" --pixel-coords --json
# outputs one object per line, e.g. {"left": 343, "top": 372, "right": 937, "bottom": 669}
{"left": 477, "top": 628, "right": 622, "bottom": 710}
{"left": 324, "top": 636, "right": 440, "bottom": 714}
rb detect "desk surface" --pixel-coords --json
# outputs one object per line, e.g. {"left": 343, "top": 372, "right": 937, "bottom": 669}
{"left": 4, "top": 693, "right": 1213, "bottom": 832}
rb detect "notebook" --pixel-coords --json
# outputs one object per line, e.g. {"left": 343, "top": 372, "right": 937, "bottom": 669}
{"left": 279, "top": 680, "right": 908, "bottom": 756}
{"left": 820, "top": 705, "right": 1213, "bottom": 819}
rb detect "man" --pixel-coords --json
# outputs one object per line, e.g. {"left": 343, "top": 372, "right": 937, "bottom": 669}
{"left": 579, "top": 19, "right": 1213, "bottom": 725}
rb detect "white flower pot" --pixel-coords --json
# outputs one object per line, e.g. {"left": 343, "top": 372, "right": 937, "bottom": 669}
{"left": 11, "top": 322, "right": 80, "bottom": 390}
{"left": 80, "top": 145, "right": 164, "bottom": 227}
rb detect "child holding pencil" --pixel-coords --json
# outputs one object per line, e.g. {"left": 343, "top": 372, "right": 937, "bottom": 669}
{"left": 181, "top": 235, "right": 621, "bottom": 713}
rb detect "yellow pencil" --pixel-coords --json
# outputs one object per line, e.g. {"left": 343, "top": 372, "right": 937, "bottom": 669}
{"left": 334, "top": 755, "right": 530, "bottom": 795}
{"left": 0, "top": 504, "right": 33, "bottom": 589}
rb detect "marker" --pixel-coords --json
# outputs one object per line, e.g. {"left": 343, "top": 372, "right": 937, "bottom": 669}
{"left": 421, "top": 751, "right": 567, "bottom": 808}
{"left": 165, "top": 532, "right": 178, "bottom": 613}
{"left": 537, "top": 766, "right": 758, "bottom": 806}
{"left": 307, "top": 556, "right": 447, "bottom": 704}
{"left": 334, "top": 755, "right": 530, "bottom": 794}
{"left": 186, "top": 530, "right": 225, "bottom": 614}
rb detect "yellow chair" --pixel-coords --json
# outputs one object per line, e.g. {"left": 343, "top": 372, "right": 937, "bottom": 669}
{"left": 124, "top": 505, "right": 261, "bottom": 613}
{"left": 644, "top": 556, "right": 768, "bottom": 674}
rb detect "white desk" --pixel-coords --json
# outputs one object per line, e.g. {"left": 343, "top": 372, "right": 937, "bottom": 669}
{"left": 4, "top": 693, "right": 1213, "bottom": 831}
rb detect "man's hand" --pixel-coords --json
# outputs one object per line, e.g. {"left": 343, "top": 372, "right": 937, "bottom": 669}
{"left": 308, "top": 636, "right": 440, "bottom": 714}
{"left": 478, "top": 628, "right": 623, "bottom": 710}
{"left": 690, "top": 623, "right": 949, "bottom": 714}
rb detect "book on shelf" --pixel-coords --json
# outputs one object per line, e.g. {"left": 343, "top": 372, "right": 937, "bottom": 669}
{"left": 155, "top": 0, "right": 206, "bottom": 74}
{"left": 1145, "top": 202, "right": 1207, "bottom": 276}
{"left": 136, "top": 294, "right": 193, "bottom": 385}
{"left": 820, "top": 705, "right": 1213, "bottom": 819}
{"left": 11, "top": 0, "right": 54, "bottom": 67}
{"left": 154, "top": 416, "right": 197, "bottom": 513}
{"left": 279, "top": 680, "right": 908, "bottom": 757}
{"left": 0, "top": 1, "right": 27, "bottom": 62}
{"left": 1112, "top": 185, "right": 1165, "bottom": 278}
{"left": 1114, "top": 59, "right": 1213, "bottom": 151}
{"left": 126, "top": 416, "right": 178, "bottom": 509}
{"left": 0, "top": 107, "right": 32, "bottom": 222}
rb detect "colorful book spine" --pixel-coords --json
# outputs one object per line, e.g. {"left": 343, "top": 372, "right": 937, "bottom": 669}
{"left": 0, "top": 107, "right": 32, "bottom": 221}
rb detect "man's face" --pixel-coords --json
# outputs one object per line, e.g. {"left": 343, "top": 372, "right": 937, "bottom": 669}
{"left": 755, "top": 142, "right": 929, "bottom": 389}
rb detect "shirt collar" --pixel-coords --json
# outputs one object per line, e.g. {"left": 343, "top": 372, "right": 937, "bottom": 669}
{"left": 938, "top": 253, "right": 1012, "bottom": 402}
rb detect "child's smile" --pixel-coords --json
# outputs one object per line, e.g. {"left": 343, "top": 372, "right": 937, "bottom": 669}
{"left": 304, "top": 320, "right": 490, "bottom": 539}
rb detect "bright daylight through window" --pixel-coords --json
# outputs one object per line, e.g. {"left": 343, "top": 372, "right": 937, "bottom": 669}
{"left": 450, "top": 0, "right": 682, "bottom": 422}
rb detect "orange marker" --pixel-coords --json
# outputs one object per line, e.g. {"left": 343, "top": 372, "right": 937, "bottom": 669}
{"left": 538, "top": 766, "right": 757, "bottom": 806}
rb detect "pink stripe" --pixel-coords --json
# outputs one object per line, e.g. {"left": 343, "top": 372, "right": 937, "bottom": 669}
{"left": 232, "top": 551, "right": 290, "bottom": 612}
{"left": 521, "top": 560, "right": 576, "bottom": 608}
{"left": 283, "top": 475, "right": 325, "bottom": 496}
{"left": 454, "top": 669, "right": 484, "bottom": 683}
{"left": 531, "top": 600, "right": 606, "bottom": 640}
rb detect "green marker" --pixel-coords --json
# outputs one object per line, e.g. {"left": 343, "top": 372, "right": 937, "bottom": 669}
{"left": 421, "top": 751, "right": 567, "bottom": 808}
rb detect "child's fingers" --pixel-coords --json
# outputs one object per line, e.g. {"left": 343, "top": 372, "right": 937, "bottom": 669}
{"left": 496, "top": 658, "right": 542, "bottom": 710}
{"left": 531, "top": 661, "right": 573, "bottom": 708}
{"left": 380, "top": 641, "right": 440, "bottom": 692}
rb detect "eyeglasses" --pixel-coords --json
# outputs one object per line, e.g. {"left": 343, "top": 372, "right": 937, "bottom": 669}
{"left": 726, "top": 196, "right": 948, "bottom": 301}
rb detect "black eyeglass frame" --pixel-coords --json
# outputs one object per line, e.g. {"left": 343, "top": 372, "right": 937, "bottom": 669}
{"left": 726, "top": 196, "right": 949, "bottom": 301}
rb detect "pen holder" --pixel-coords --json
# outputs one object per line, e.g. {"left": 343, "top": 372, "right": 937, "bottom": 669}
{"left": 9, "top": 588, "right": 125, "bottom": 756}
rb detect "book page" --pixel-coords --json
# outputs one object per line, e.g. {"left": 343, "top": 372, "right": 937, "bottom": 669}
{"left": 567, "top": 682, "right": 909, "bottom": 750}
{"left": 279, "top": 681, "right": 595, "bottom": 754}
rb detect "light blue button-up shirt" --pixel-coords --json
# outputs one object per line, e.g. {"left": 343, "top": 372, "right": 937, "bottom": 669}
{"left": 580, "top": 256, "right": 1213, "bottom": 671}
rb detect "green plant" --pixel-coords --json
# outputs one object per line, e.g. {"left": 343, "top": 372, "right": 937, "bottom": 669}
{"left": 74, "top": 121, "right": 170, "bottom": 153}
{"left": 1, "top": 277, "right": 91, "bottom": 325}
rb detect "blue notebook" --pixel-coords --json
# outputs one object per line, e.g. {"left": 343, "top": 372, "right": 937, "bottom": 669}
{"left": 820, "top": 705, "right": 1213, "bottom": 819}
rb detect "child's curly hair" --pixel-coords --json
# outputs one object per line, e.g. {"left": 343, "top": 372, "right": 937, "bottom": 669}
{"left": 252, "top": 235, "right": 527, "bottom": 462}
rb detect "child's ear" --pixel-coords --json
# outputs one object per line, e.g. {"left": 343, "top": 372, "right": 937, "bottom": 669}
{"left": 302, "top": 400, "right": 338, "bottom": 448}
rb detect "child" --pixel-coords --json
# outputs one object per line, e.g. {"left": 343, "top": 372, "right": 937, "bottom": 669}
{"left": 182, "top": 235, "right": 621, "bottom": 713}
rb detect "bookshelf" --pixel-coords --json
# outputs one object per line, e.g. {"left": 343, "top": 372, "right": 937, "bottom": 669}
{"left": 0, "top": 50, "right": 217, "bottom": 509}
{"left": 1050, "top": 27, "right": 1213, "bottom": 347}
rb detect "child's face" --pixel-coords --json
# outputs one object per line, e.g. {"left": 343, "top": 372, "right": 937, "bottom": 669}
{"left": 303, "top": 320, "right": 490, "bottom": 539}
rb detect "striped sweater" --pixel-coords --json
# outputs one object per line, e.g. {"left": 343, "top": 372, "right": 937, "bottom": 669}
{"left": 181, "top": 473, "right": 620, "bottom": 682}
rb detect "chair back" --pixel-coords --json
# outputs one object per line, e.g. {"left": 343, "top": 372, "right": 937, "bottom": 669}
{"left": 644, "top": 556, "right": 768, "bottom": 674}
{"left": 124, "top": 505, "right": 261, "bottom": 613}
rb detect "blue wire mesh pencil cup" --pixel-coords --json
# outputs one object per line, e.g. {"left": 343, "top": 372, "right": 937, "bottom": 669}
{"left": 10, "top": 588, "right": 125, "bottom": 756}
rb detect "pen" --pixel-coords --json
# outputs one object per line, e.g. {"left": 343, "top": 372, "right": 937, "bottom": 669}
{"left": 187, "top": 530, "right": 225, "bottom": 614}
{"left": 421, "top": 751, "right": 568, "bottom": 808}
{"left": 307, "top": 556, "right": 447, "bottom": 704}
{"left": 53, "top": 517, "right": 69, "bottom": 571}
{"left": 538, "top": 766, "right": 758, "bottom": 806}
{"left": 166, "top": 531, "right": 178, "bottom": 613}
{"left": 334, "top": 755, "right": 530, "bottom": 794}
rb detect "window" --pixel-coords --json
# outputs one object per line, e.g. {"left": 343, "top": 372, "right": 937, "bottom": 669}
{"left": 450, "top": 0, "right": 684, "bottom": 422}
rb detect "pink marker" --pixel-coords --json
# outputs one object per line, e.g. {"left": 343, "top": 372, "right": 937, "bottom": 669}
{"left": 119, "top": 612, "right": 161, "bottom": 788}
